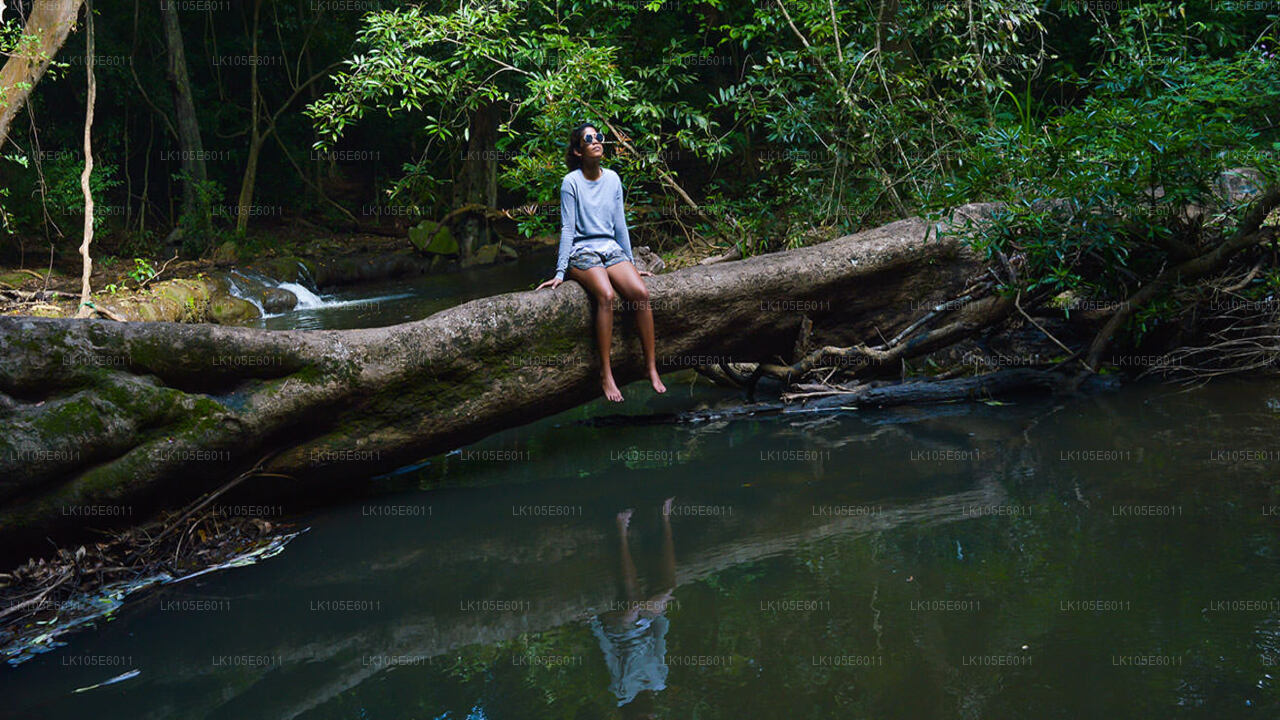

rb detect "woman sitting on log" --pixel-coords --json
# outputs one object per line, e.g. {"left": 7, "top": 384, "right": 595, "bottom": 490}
{"left": 537, "top": 122, "right": 666, "bottom": 402}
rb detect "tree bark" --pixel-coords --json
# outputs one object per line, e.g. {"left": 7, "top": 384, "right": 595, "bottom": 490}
{"left": 233, "top": 0, "right": 263, "bottom": 233}
{"left": 452, "top": 101, "right": 499, "bottom": 257}
{"left": 0, "top": 203, "right": 1001, "bottom": 550}
{"left": 0, "top": 0, "right": 85, "bottom": 151}
{"left": 159, "top": 0, "right": 212, "bottom": 244}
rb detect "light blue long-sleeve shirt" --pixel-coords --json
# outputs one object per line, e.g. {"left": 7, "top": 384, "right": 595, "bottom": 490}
{"left": 554, "top": 167, "right": 635, "bottom": 281}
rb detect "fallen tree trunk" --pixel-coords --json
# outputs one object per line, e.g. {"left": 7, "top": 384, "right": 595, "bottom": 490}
{"left": 0, "top": 202, "right": 1003, "bottom": 550}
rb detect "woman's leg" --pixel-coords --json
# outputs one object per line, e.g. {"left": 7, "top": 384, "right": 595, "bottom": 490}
{"left": 617, "top": 509, "right": 642, "bottom": 603}
{"left": 658, "top": 496, "right": 676, "bottom": 592}
{"left": 567, "top": 265, "right": 623, "bottom": 402}
{"left": 605, "top": 261, "right": 666, "bottom": 393}
{"left": 643, "top": 497, "right": 678, "bottom": 616}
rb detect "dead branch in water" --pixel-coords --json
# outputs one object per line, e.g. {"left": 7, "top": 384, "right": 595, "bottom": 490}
{"left": 0, "top": 454, "right": 299, "bottom": 664}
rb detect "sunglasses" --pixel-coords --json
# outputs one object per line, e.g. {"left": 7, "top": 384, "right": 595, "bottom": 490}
{"left": 581, "top": 132, "right": 606, "bottom": 145}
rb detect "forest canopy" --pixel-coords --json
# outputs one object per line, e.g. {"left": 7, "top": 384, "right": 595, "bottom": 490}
{"left": 0, "top": 0, "right": 1276, "bottom": 328}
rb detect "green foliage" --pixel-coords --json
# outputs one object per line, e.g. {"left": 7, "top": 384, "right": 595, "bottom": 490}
{"left": 306, "top": 0, "right": 1054, "bottom": 253}
{"left": 707, "top": 0, "right": 1048, "bottom": 245}
{"left": 173, "top": 170, "right": 224, "bottom": 257}
{"left": 127, "top": 257, "right": 158, "bottom": 285}
{"left": 0, "top": 184, "right": 11, "bottom": 235}
{"left": 387, "top": 156, "right": 447, "bottom": 219}
{"left": 939, "top": 4, "right": 1280, "bottom": 309}
{"left": 308, "top": 0, "right": 732, "bottom": 241}
{"left": 40, "top": 154, "right": 122, "bottom": 232}
{"left": 3, "top": 0, "right": 1276, "bottom": 288}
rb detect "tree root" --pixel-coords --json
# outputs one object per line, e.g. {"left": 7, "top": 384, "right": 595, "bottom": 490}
{"left": 784, "top": 292, "right": 1016, "bottom": 381}
{"left": 1085, "top": 185, "right": 1280, "bottom": 370}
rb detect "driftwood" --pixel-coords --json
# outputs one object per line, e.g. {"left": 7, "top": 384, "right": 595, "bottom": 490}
{"left": 585, "top": 368, "right": 1105, "bottom": 427}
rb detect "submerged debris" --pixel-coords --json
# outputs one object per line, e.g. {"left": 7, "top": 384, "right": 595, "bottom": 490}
{"left": 0, "top": 478, "right": 306, "bottom": 667}
{"left": 73, "top": 669, "right": 142, "bottom": 693}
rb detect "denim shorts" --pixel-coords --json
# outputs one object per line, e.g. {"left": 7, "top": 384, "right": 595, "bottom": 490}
{"left": 569, "top": 240, "right": 630, "bottom": 272}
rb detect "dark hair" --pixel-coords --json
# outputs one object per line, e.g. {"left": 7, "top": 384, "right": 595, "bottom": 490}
{"left": 620, "top": 689, "right": 657, "bottom": 719}
{"left": 565, "top": 121, "right": 599, "bottom": 171}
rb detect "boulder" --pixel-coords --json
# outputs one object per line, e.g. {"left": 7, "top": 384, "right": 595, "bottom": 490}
{"left": 408, "top": 221, "right": 459, "bottom": 255}
{"left": 1217, "top": 167, "right": 1266, "bottom": 207}
{"left": 461, "top": 243, "right": 501, "bottom": 268}
{"left": 262, "top": 287, "right": 299, "bottom": 314}
{"left": 208, "top": 294, "right": 261, "bottom": 324}
{"left": 211, "top": 241, "right": 240, "bottom": 264}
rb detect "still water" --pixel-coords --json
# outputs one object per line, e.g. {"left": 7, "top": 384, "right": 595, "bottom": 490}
{"left": 4, "top": 373, "right": 1280, "bottom": 719}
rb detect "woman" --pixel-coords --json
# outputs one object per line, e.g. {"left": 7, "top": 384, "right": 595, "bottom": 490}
{"left": 536, "top": 122, "right": 665, "bottom": 402}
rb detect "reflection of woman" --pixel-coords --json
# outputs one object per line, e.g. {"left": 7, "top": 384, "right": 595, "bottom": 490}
{"left": 591, "top": 497, "right": 677, "bottom": 717}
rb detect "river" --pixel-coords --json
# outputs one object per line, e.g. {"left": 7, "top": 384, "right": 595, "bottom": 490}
{"left": 3, "top": 257, "right": 1280, "bottom": 718}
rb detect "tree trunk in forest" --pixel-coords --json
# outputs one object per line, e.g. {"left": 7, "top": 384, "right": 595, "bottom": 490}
{"left": 875, "top": 0, "right": 914, "bottom": 63}
{"left": 74, "top": 0, "right": 96, "bottom": 319}
{"left": 159, "top": 0, "right": 213, "bottom": 247}
{"left": 233, "top": 0, "right": 263, "bottom": 234}
{"left": 0, "top": 0, "right": 85, "bottom": 151}
{"left": 452, "top": 101, "right": 499, "bottom": 257}
{"left": 0, "top": 203, "right": 1001, "bottom": 550}
{"left": 234, "top": 3, "right": 338, "bottom": 234}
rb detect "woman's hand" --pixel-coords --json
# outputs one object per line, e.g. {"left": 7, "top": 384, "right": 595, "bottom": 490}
{"left": 637, "top": 269, "right": 653, "bottom": 278}
{"left": 536, "top": 277, "right": 563, "bottom": 290}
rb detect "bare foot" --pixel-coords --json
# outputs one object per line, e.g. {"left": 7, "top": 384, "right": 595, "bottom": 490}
{"left": 603, "top": 375, "right": 624, "bottom": 402}
{"left": 617, "top": 508, "right": 633, "bottom": 531}
{"left": 648, "top": 368, "right": 667, "bottom": 394}
{"left": 662, "top": 496, "right": 675, "bottom": 517}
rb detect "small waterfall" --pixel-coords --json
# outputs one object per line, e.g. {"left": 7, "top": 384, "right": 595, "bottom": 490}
{"left": 225, "top": 271, "right": 268, "bottom": 315}
{"left": 295, "top": 260, "right": 319, "bottom": 292}
{"left": 224, "top": 269, "right": 331, "bottom": 316}
{"left": 221, "top": 263, "right": 420, "bottom": 320}
{"left": 278, "top": 282, "right": 325, "bottom": 309}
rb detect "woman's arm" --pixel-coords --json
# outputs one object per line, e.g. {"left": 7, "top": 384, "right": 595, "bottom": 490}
{"left": 612, "top": 174, "right": 635, "bottom": 263}
{"left": 554, "top": 178, "right": 577, "bottom": 281}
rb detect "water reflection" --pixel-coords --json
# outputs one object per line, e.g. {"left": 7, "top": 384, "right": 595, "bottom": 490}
{"left": 593, "top": 499, "right": 677, "bottom": 715}
{"left": 7, "top": 379, "right": 1280, "bottom": 718}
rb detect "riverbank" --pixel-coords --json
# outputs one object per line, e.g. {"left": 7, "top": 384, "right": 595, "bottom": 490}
{"left": 0, "top": 210, "right": 727, "bottom": 323}
{"left": 0, "top": 498, "right": 305, "bottom": 668}
{"left": 0, "top": 229, "right": 550, "bottom": 322}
